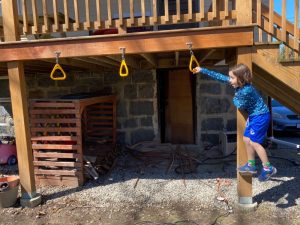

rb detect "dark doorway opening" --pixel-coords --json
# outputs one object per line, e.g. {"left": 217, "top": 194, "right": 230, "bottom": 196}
{"left": 157, "top": 68, "right": 196, "bottom": 144}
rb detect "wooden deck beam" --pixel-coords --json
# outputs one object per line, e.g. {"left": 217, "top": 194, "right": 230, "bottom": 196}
{"left": 0, "top": 26, "right": 254, "bottom": 62}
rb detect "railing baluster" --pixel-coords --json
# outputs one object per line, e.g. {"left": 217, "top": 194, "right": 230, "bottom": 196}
{"left": 281, "top": 0, "right": 286, "bottom": 42}
{"left": 130, "top": 0, "right": 134, "bottom": 25}
{"left": 73, "top": 0, "right": 80, "bottom": 31}
{"left": 268, "top": 0, "right": 274, "bottom": 42}
{"left": 42, "top": 0, "right": 49, "bottom": 33}
{"left": 22, "top": 0, "right": 29, "bottom": 34}
{"left": 32, "top": 0, "right": 39, "bottom": 33}
{"left": 294, "top": 0, "right": 299, "bottom": 57}
{"left": 53, "top": 0, "right": 59, "bottom": 32}
{"left": 118, "top": 0, "right": 123, "bottom": 26}
{"left": 96, "top": 0, "right": 101, "bottom": 28}
{"left": 200, "top": 0, "right": 204, "bottom": 20}
{"left": 9, "top": 0, "right": 240, "bottom": 39}
{"left": 107, "top": 0, "right": 113, "bottom": 27}
{"left": 256, "top": 0, "right": 261, "bottom": 27}
{"left": 141, "top": 0, "right": 146, "bottom": 24}
{"left": 165, "top": 0, "right": 169, "bottom": 22}
{"left": 212, "top": 0, "right": 217, "bottom": 19}
{"left": 257, "top": 0, "right": 262, "bottom": 42}
{"left": 63, "top": 0, "right": 70, "bottom": 31}
{"left": 188, "top": 0, "right": 192, "bottom": 21}
{"left": 224, "top": 0, "right": 228, "bottom": 17}
{"left": 153, "top": 0, "right": 157, "bottom": 24}
{"left": 176, "top": 0, "right": 180, "bottom": 22}
{"left": 85, "top": 0, "right": 91, "bottom": 29}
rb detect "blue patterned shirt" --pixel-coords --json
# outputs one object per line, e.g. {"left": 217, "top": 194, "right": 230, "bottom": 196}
{"left": 200, "top": 68, "right": 269, "bottom": 116}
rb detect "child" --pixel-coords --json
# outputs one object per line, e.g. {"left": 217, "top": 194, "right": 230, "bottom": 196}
{"left": 193, "top": 64, "right": 277, "bottom": 181}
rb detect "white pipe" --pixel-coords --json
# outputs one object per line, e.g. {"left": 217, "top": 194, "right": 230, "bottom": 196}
{"left": 268, "top": 136, "right": 300, "bottom": 149}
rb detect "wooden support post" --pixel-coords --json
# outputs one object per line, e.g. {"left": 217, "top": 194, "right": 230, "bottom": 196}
{"left": 2, "top": 0, "right": 41, "bottom": 207}
{"left": 236, "top": 47, "right": 254, "bottom": 205}
{"left": 236, "top": 0, "right": 254, "bottom": 206}
{"left": 7, "top": 62, "right": 36, "bottom": 195}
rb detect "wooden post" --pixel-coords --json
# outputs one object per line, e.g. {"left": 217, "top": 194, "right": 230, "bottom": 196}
{"left": 237, "top": 47, "right": 253, "bottom": 205}
{"left": 2, "top": 0, "right": 41, "bottom": 207}
{"left": 236, "top": 0, "right": 254, "bottom": 206}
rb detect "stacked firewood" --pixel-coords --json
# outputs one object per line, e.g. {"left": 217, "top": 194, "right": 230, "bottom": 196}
{"left": 84, "top": 143, "right": 119, "bottom": 179}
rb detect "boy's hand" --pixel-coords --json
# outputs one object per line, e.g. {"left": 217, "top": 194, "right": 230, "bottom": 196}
{"left": 192, "top": 66, "right": 201, "bottom": 74}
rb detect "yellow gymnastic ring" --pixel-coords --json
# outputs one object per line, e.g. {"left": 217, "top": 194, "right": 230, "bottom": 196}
{"left": 189, "top": 55, "right": 200, "bottom": 73}
{"left": 119, "top": 59, "right": 129, "bottom": 77}
{"left": 50, "top": 64, "right": 67, "bottom": 80}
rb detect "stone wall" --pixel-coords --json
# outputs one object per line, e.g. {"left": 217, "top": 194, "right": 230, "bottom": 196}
{"left": 196, "top": 65, "right": 236, "bottom": 145}
{"left": 1, "top": 66, "right": 238, "bottom": 146}
{"left": 24, "top": 69, "right": 158, "bottom": 145}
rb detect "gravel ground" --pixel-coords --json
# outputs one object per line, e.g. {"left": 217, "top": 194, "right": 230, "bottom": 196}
{"left": 0, "top": 146, "right": 299, "bottom": 225}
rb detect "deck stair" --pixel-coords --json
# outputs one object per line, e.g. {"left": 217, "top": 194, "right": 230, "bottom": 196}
{"left": 252, "top": 43, "right": 300, "bottom": 114}
{"left": 251, "top": 0, "right": 300, "bottom": 114}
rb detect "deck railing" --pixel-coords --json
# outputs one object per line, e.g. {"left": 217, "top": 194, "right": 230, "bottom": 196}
{"left": 0, "top": 0, "right": 237, "bottom": 37}
{"left": 253, "top": 0, "right": 300, "bottom": 58}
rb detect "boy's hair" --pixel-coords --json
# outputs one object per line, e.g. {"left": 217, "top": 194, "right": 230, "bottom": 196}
{"left": 230, "top": 64, "right": 252, "bottom": 86}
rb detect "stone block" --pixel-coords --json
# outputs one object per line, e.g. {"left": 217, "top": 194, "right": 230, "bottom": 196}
{"left": 140, "top": 117, "right": 153, "bottom": 127}
{"left": 199, "top": 97, "right": 230, "bottom": 114}
{"left": 132, "top": 70, "right": 154, "bottom": 83}
{"left": 117, "top": 101, "right": 128, "bottom": 117}
{"left": 201, "top": 133, "right": 219, "bottom": 145}
{"left": 226, "top": 85, "right": 235, "bottom": 95}
{"left": 131, "top": 129, "right": 155, "bottom": 144}
{"left": 124, "top": 85, "right": 137, "bottom": 99}
{"left": 117, "top": 131, "right": 126, "bottom": 145}
{"left": 138, "top": 84, "right": 154, "bottom": 98}
{"left": 26, "top": 78, "right": 37, "bottom": 89}
{"left": 123, "top": 118, "right": 138, "bottom": 129}
{"left": 226, "top": 119, "right": 237, "bottom": 131}
{"left": 130, "top": 101, "right": 154, "bottom": 116}
{"left": 29, "top": 90, "right": 45, "bottom": 98}
{"left": 37, "top": 76, "right": 56, "bottom": 87}
{"left": 103, "top": 71, "right": 121, "bottom": 84}
{"left": 201, "top": 118, "right": 224, "bottom": 131}
{"left": 200, "top": 83, "right": 221, "bottom": 94}
{"left": 56, "top": 75, "right": 75, "bottom": 87}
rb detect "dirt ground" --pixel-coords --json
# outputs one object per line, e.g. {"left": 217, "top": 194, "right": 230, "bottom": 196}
{"left": 1, "top": 144, "right": 299, "bottom": 225}
{"left": 0, "top": 199, "right": 299, "bottom": 225}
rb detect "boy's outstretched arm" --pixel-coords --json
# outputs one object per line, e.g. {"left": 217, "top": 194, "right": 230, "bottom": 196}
{"left": 193, "top": 66, "right": 230, "bottom": 84}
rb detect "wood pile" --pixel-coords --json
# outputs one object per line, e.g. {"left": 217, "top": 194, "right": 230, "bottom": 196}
{"left": 29, "top": 96, "right": 116, "bottom": 187}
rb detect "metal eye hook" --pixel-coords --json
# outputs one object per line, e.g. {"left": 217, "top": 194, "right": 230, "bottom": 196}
{"left": 186, "top": 42, "right": 194, "bottom": 55}
{"left": 120, "top": 47, "right": 126, "bottom": 60}
{"left": 54, "top": 51, "right": 61, "bottom": 64}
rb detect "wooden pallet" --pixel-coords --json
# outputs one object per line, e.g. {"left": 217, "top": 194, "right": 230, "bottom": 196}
{"left": 29, "top": 96, "right": 116, "bottom": 187}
